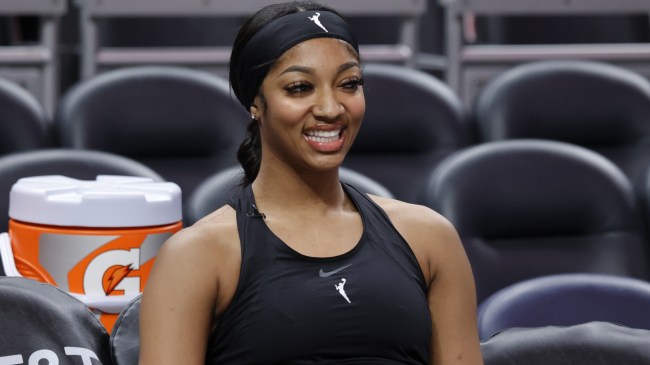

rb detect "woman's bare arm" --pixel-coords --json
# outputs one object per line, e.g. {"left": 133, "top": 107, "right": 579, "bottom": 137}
{"left": 138, "top": 207, "right": 240, "bottom": 365}
{"left": 424, "top": 214, "right": 483, "bottom": 365}
{"left": 374, "top": 197, "right": 483, "bottom": 365}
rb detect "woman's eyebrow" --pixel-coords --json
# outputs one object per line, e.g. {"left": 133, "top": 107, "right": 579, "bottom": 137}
{"left": 280, "top": 65, "right": 314, "bottom": 76}
{"left": 280, "top": 61, "right": 360, "bottom": 76}
{"left": 338, "top": 61, "right": 360, "bottom": 74}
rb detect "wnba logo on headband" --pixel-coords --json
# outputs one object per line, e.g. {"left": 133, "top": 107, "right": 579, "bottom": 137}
{"left": 308, "top": 12, "right": 328, "bottom": 32}
{"left": 234, "top": 10, "right": 359, "bottom": 109}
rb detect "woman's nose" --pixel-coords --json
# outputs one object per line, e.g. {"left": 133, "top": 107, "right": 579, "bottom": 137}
{"left": 313, "top": 89, "right": 344, "bottom": 120}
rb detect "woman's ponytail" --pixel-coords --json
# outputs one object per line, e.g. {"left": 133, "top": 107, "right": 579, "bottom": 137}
{"left": 237, "top": 119, "right": 262, "bottom": 185}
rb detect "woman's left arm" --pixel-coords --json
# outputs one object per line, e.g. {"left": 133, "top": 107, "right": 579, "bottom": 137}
{"left": 377, "top": 198, "right": 483, "bottom": 365}
{"left": 424, "top": 214, "right": 483, "bottom": 365}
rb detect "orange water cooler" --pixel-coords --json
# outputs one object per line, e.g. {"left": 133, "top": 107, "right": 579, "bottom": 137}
{"left": 0, "top": 175, "right": 182, "bottom": 332}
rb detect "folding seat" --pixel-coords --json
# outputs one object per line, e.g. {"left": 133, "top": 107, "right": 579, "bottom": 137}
{"left": 474, "top": 60, "right": 650, "bottom": 201}
{"left": 422, "top": 139, "right": 648, "bottom": 303}
{"left": 478, "top": 273, "right": 650, "bottom": 340}
{"left": 0, "top": 76, "right": 50, "bottom": 153}
{"left": 54, "top": 66, "right": 248, "bottom": 201}
{"left": 343, "top": 63, "right": 471, "bottom": 204}
{"left": 0, "top": 276, "right": 112, "bottom": 364}
{"left": 184, "top": 165, "right": 394, "bottom": 225}
{"left": 481, "top": 321, "right": 650, "bottom": 365}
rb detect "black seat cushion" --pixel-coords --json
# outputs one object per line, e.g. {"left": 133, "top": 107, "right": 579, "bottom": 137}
{"left": 0, "top": 276, "right": 111, "bottom": 363}
{"left": 481, "top": 321, "right": 650, "bottom": 365}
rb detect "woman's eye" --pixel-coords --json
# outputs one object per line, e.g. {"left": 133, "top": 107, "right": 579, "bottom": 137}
{"left": 341, "top": 77, "right": 364, "bottom": 91}
{"left": 285, "top": 82, "right": 313, "bottom": 94}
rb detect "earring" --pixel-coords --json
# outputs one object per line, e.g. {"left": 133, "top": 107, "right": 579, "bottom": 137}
{"left": 251, "top": 113, "right": 256, "bottom": 120}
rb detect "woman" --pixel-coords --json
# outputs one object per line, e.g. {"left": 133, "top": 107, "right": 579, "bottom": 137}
{"left": 139, "top": 2, "right": 483, "bottom": 364}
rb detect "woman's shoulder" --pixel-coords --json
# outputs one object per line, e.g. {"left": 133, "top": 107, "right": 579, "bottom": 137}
{"left": 368, "top": 195, "right": 463, "bottom": 280}
{"left": 368, "top": 194, "right": 454, "bottom": 234}
{"left": 159, "top": 205, "right": 240, "bottom": 263}
{"left": 190, "top": 204, "right": 239, "bottom": 237}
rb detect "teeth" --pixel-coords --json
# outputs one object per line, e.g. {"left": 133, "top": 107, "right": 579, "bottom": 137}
{"left": 306, "top": 130, "right": 340, "bottom": 138}
{"left": 305, "top": 129, "right": 341, "bottom": 143}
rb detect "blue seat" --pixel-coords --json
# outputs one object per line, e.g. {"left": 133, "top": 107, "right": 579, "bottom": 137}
{"left": 478, "top": 273, "right": 650, "bottom": 340}
{"left": 481, "top": 321, "right": 650, "bottom": 365}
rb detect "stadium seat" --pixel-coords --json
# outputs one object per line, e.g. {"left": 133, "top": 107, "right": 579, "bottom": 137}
{"left": 422, "top": 139, "right": 648, "bottom": 303}
{"left": 481, "top": 321, "right": 650, "bottom": 364}
{"left": 478, "top": 273, "right": 650, "bottom": 340}
{"left": 184, "top": 165, "right": 395, "bottom": 225}
{"left": 474, "top": 60, "right": 650, "bottom": 199}
{"left": 0, "top": 76, "right": 50, "bottom": 153}
{"left": 343, "top": 63, "right": 471, "bottom": 204}
{"left": 54, "top": 66, "right": 248, "bottom": 201}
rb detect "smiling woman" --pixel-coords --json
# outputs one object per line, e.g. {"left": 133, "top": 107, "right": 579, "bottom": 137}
{"left": 137, "top": 2, "right": 484, "bottom": 365}
{"left": 255, "top": 37, "right": 365, "bottom": 167}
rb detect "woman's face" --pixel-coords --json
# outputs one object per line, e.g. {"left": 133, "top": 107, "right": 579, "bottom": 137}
{"left": 253, "top": 37, "right": 365, "bottom": 173}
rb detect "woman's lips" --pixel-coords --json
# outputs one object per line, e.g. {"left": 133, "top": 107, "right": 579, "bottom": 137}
{"left": 303, "top": 128, "right": 346, "bottom": 152}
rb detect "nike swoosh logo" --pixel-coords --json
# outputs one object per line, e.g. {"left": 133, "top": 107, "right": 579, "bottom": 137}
{"left": 319, "top": 264, "right": 352, "bottom": 278}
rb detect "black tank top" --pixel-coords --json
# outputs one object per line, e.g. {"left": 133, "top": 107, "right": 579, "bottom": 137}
{"left": 206, "top": 183, "right": 431, "bottom": 365}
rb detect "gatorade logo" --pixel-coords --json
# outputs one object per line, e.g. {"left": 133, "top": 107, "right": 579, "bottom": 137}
{"left": 34, "top": 232, "right": 171, "bottom": 297}
{"left": 103, "top": 262, "right": 136, "bottom": 295}
{"left": 85, "top": 248, "right": 141, "bottom": 296}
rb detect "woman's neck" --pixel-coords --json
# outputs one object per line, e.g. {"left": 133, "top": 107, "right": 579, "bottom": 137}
{"left": 251, "top": 163, "right": 348, "bottom": 215}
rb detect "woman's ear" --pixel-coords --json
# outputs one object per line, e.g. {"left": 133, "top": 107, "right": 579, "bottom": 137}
{"left": 251, "top": 95, "right": 263, "bottom": 125}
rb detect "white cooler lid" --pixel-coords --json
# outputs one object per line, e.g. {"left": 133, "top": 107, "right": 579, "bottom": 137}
{"left": 9, "top": 175, "right": 182, "bottom": 227}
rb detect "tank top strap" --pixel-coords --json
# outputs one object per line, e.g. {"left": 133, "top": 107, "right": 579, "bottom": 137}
{"left": 229, "top": 184, "right": 276, "bottom": 282}
{"left": 342, "top": 182, "right": 428, "bottom": 293}
{"left": 342, "top": 182, "right": 399, "bottom": 232}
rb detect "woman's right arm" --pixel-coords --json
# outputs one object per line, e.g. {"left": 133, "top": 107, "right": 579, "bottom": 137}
{"left": 138, "top": 207, "right": 240, "bottom": 365}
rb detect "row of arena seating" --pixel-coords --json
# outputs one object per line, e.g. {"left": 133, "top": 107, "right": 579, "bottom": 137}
{"left": 2, "top": 59, "right": 650, "bottom": 362}
{"left": 0, "top": 138, "right": 647, "bottom": 304}
{"left": 2, "top": 61, "right": 462, "bottom": 204}
{"left": 3, "top": 275, "right": 650, "bottom": 365}
{"left": 4, "top": 60, "right": 650, "bottom": 205}
{"left": 2, "top": 60, "right": 650, "bottom": 302}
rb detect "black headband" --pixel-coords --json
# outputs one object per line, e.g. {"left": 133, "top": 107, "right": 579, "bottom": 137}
{"left": 234, "top": 10, "right": 359, "bottom": 109}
